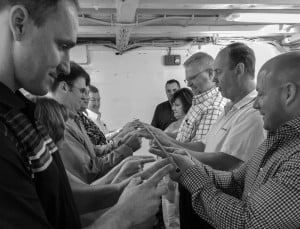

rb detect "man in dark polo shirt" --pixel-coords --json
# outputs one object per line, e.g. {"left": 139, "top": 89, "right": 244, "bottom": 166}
{"left": 0, "top": 0, "right": 172, "bottom": 228}
{"left": 151, "top": 79, "right": 180, "bottom": 130}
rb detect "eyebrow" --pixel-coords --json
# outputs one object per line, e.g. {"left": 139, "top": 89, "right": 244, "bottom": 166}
{"left": 188, "top": 72, "right": 200, "bottom": 79}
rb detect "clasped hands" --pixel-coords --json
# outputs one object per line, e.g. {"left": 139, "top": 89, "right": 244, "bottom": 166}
{"left": 133, "top": 120, "right": 197, "bottom": 181}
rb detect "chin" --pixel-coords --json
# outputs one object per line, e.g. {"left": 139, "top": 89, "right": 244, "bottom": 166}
{"left": 31, "top": 86, "right": 48, "bottom": 96}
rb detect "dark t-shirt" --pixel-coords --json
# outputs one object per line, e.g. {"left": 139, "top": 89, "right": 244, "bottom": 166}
{"left": 151, "top": 100, "right": 176, "bottom": 131}
{"left": 0, "top": 83, "right": 81, "bottom": 229}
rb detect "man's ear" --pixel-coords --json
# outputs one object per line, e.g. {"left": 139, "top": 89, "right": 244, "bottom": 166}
{"left": 9, "top": 5, "right": 30, "bottom": 41}
{"left": 284, "top": 82, "right": 297, "bottom": 106}
{"left": 58, "top": 81, "right": 69, "bottom": 93}
{"left": 235, "top": 63, "right": 245, "bottom": 77}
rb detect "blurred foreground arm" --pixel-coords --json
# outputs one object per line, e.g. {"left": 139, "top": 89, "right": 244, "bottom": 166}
{"left": 87, "top": 159, "right": 173, "bottom": 229}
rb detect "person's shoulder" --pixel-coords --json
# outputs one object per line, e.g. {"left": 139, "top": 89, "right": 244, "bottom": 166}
{"left": 64, "top": 119, "right": 83, "bottom": 139}
{"left": 237, "top": 105, "right": 262, "bottom": 124}
{"left": 0, "top": 123, "right": 26, "bottom": 170}
{"left": 157, "top": 100, "right": 169, "bottom": 108}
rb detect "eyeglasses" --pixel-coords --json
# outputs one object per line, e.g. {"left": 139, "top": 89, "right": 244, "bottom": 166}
{"left": 184, "top": 69, "right": 211, "bottom": 84}
{"left": 90, "top": 98, "right": 100, "bottom": 102}
{"left": 67, "top": 83, "right": 89, "bottom": 96}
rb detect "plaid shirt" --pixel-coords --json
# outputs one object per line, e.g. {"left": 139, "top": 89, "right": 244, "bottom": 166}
{"left": 180, "top": 117, "right": 300, "bottom": 229}
{"left": 176, "top": 87, "right": 226, "bottom": 143}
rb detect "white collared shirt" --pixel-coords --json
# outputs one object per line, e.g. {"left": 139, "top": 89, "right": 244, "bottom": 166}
{"left": 86, "top": 109, "right": 110, "bottom": 134}
{"left": 204, "top": 90, "right": 266, "bottom": 161}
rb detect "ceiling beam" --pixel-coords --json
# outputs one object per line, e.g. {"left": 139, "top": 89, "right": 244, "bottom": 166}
{"left": 115, "top": 0, "right": 140, "bottom": 52}
{"left": 79, "top": 0, "right": 300, "bottom": 10}
{"left": 115, "top": 26, "right": 133, "bottom": 51}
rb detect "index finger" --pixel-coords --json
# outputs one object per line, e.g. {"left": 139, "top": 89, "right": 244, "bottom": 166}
{"left": 130, "top": 155, "right": 155, "bottom": 160}
{"left": 137, "top": 157, "right": 156, "bottom": 164}
{"left": 148, "top": 147, "right": 166, "bottom": 158}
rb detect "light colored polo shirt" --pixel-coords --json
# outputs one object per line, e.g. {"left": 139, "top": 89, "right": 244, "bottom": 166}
{"left": 204, "top": 90, "right": 265, "bottom": 161}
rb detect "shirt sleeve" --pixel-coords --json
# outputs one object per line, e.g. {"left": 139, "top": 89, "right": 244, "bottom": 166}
{"left": 191, "top": 106, "right": 223, "bottom": 142}
{"left": 62, "top": 127, "right": 110, "bottom": 184}
{"left": 219, "top": 110, "right": 265, "bottom": 161}
{"left": 179, "top": 154, "right": 300, "bottom": 229}
{"left": 0, "top": 132, "right": 53, "bottom": 228}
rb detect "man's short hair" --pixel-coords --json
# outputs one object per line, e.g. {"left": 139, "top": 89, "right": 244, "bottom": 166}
{"left": 183, "top": 52, "right": 214, "bottom": 68}
{"left": 50, "top": 61, "right": 90, "bottom": 92}
{"left": 0, "top": 0, "right": 79, "bottom": 26}
{"left": 166, "top": 79, "right": 180, "bottom": 88}
{"left": 226, "top": 42, "right": 256, "bottom": 77}
{"left": 89, "top": 85, "right": 99, "bottom": 93}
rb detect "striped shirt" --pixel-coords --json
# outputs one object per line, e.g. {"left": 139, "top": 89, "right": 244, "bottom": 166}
{"left": 176, "top": 87, "right": 226, "bottom": 143}
{"left": 180, "top": 117, "right": 300, "bottom": 229}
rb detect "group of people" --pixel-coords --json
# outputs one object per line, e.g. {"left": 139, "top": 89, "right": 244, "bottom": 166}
{"left": 0, "top": 0, "right": 300, "bottom": 229}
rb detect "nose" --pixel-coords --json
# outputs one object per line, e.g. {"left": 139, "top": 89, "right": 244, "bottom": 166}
{"left": 212, "top": 73, "right": 218, "bottom": 84}
{"left": 57, "top": 52, "right": 71, "bottom": 75}
{"left": 253, "top": 97, "right": 259, "bottom": 110}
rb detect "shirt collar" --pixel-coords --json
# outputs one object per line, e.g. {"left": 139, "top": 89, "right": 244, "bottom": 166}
{"left": 0, "top": 82, "right": 27, "bottom": 110}
{"left": 232, "top": 90, "right": 257, "bottom": 110}
{"left": 192, "top": 87, "right": 219, "bottom": 105}
{"left": 269, "top": 116, "right": 300, "bottom": 137}
{"left": 87, "top": 109, "right": 100, "bottom": 119}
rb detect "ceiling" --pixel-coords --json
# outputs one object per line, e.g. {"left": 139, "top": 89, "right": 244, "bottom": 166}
{"left": 77, "top": 0, "right": 300, "bottom": 53}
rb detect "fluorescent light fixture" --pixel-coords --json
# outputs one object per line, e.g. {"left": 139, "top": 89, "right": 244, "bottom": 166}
{"left": 227, "top": 13, "right": 300, "bottom": 23}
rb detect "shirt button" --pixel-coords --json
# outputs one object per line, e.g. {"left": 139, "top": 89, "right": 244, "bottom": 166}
{"left": 260, "top": 168, "right": 263, "bottom": 172}
{"left": 247, "top": 192, "right": 251, "bottom": 197}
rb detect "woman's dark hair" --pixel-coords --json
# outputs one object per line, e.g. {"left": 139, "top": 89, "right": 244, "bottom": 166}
{"left": 35, "top": 97, "right": 69, "bottom": 144}
{"left": 170, "top": 88, "right": 193, "bottom": 114}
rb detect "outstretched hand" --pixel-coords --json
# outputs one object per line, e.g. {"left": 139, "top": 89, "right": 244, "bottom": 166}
{"left": 117, "top": 120, "right": 141, "bottom": 138}
{"left": 112, "top": 156, "right": 155, "bottom": 184}
{"left": 115, "top": 159, "right": 173, "bottom": 227}
{"left": 135, "top": 121, "right": 174, "bottom": 147}
{"left": 168, "top": 150, "right": 197, "bottom": 181}
{"left": 122, "top": 131, "right": 142, "bottom": 152}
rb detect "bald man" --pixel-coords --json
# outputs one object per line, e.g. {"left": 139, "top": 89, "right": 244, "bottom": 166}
{"left": 166, "top": 52, "right": 300, "bottom": 228}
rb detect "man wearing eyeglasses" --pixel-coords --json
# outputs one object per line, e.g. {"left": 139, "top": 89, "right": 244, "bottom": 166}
{"left": 143, "top": 43, "right": 266, "bottom": 229}
{"left": 176, "top": 52, "right": 227, "bottom": 146}
{"left": 49, "top": 61, "right": 141, "bottom": 184}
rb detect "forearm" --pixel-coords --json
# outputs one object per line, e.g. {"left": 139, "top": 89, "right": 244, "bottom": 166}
{"left": 91, "top": 160, "right": 124, "bottom": 185}
{"left": 165, "top": 131, "right": 178, "bottom": 140}
{"left": 96, "top": 146, "right": 132, "bottom": 176}
{"left": 175, "top": 141, "right": 205, "bottom": 152}
{"left": 163, "top": 133, "right": 205, "bottom": 152}
{"left": 179, "top": 166, "right": 245, "bottom": 228}
{"left": 181, "top": 165, "right": 300, "bottom": 229}
{"left": 188, "top": 151, "right": 244, "bottom": 171}
{"left": 71, "top": 181, "right": 122, "bottom": 214}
